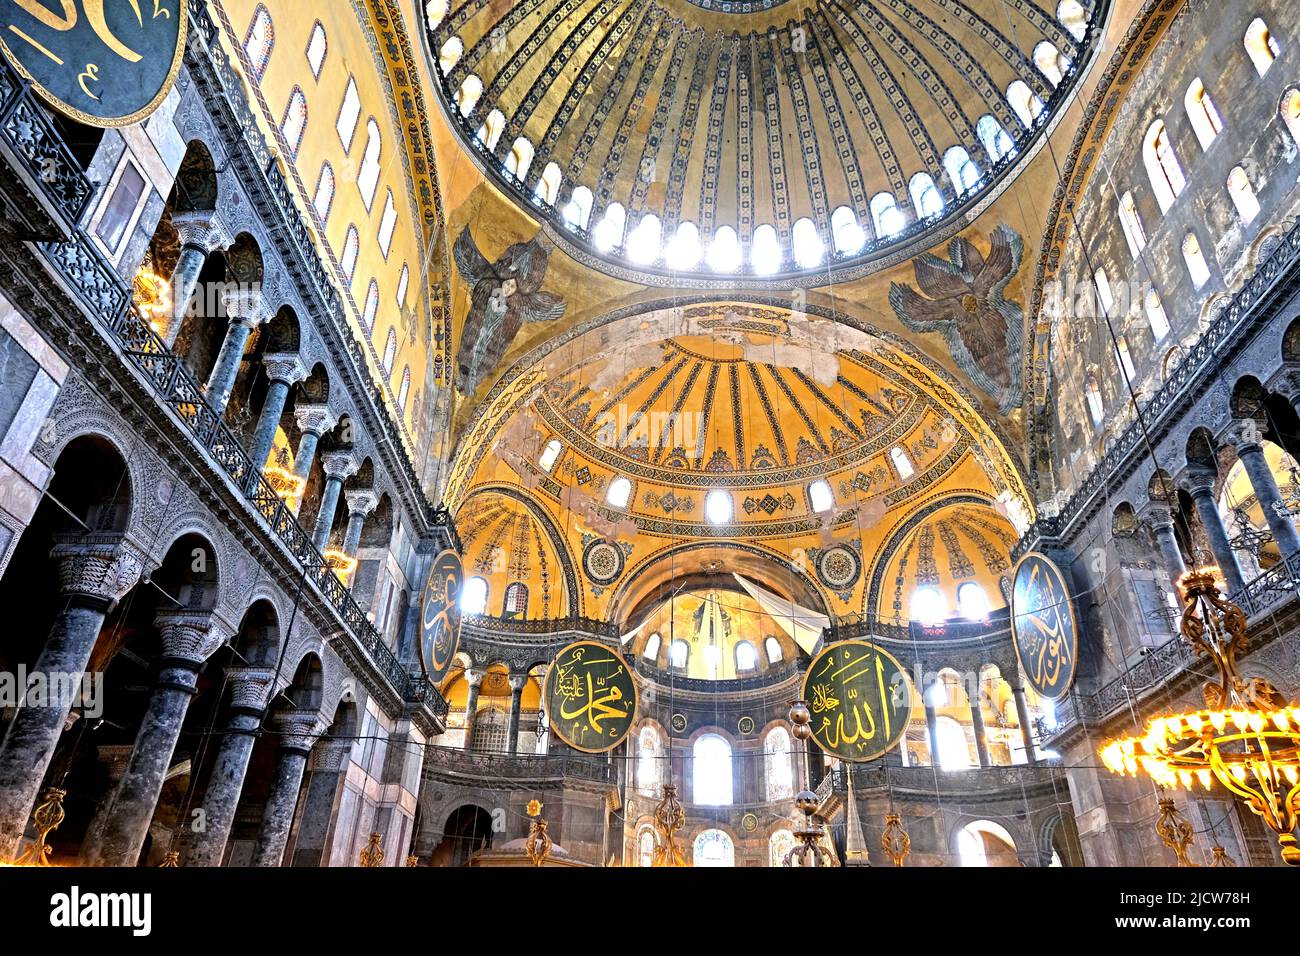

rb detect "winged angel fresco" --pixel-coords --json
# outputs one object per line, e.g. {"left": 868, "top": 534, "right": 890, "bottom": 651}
{"left": 453, "top": 227, "right": 567, "bottom": 394}
{"left": 888, "top": 224, "right": 1025, "bottom": 413}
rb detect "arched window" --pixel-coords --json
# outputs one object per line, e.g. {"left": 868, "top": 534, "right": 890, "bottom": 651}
{"left": 306, "top": 22, "right": 327, "bottom": 79}
{"left": 751, "top": 224, "right": 782, "bottom": 274}
{"left": 910, "top": 586, "right": 945, "bottom": 624}
{"left": 638, "top": 828, "right": 655, "bottom": 867}
{"left": 1145, "top": 288, "right": 1170, "bottom": 341}
{"left": 957, "top": 582, "right": 991, "bottom": 620}
{"left": 890, "top": 446, "right": 914, "bottom": 479}
{"left": 1007, "top": 80, "right": 1044, "bottom": 128}
{"left": 538, "top": 439, "right": 562, "bottom": 472}
{"left": 280, "top": 87, "right": 307, "bottom": 158}
{"left": 735, "top": 641, "right": 757, "bottom": 672}
{"left": 358, "top": 119, "right": 382, "bottom": 209}
{"left": 693, "top": 829, "right": 734, "bottom": 866}
{"left": 377, "top": 190, "right": 398, "bottom": 257}
{"left": 1093, "top": 267, "right": 1114, "bottom": 315}
{"left": 606, "top": 476, "right": 632, "bottom": 508}
{"left": 592, "top": 203, "right": 626, "bottom": 252}
{"left": 909, "top": 173, "right": 944, "bottom": 218}
{"left": 1226, "top": 166, "right": 1261, "bottom": 224}
{"left": 426, "top": 0, "right": 449, "bottom": 28}
{"left": 460, "top": 576, "right": 488, "bottom": 613}
{"left": 870, "top": 192, "right": 905, "bottom": 239}
{"left": 637, "top": 727, "right": 661, "bottom": 795}
{"left": 563, "top": 186, "right": 593, "bottom": 229}
{"left": 455, "top": 75, "right": 482, "bottom": 117}
{"left": 1143, "top": 120, "right": 1186, "bottom": 213}
{"left": 626, "top": 214, "right": 661, "bottom": 265}
{"left": 830, "top": 205, "right": 865, "bottom": 255}
{"left": 396, "top": 264, "right": 410, "bottom": 308}
{"left": 244, "top": 5, "right": 274, "bottom": 79}
{"left": 504, "top": 137, "right": 534, "bottom": 180}
{"left": 958, "top": 821, "right": 1018, "bottom": 866}
{"left": 707, "top": 226, "right": 742, "bottom": 272}
{"left": 1244, "top": 18, "right": 1279, "bottom": 77}
{"left": 705, "top": 489, "right": 732, "bottom": 524}
{"left": 1185, "top": 79, "right": 1224, "bottom": 151}
{"left": 944, "top": 146, "right": 980, "bottom": 195}
{"left": 362, "top": 280, "right": 379, "bottom": 331}
{"left": 1115, "top": 336, "right": 1135, "bottom": 379}
{"left": 1085, "top": 375, "right": 1104, "bottom": 426}
{"left": 934, "top": 716, "right": 971, "bottom": 769}
{"left": 438, "top": 36, "right": 463, "bottom": 75}
{"left": 669, "top": 639, "right": 689, "bottom": 670}
{"left": 337, "top": 76, "right": 361, "bottom": 149}
{"left": 313, "top": 162, "right": 335, "bottom": 223}
{"left": 535, "top": 162, "right": 562, "bottom": 206}
{"left": 764, "top": 727, "right": 794, "bottom": 800}
{"left": 503, "top": 581, "right": 528, "bottom": 616}
{"left": 382, "top": 327, "right": 397, "bottom": 375}
{"left": 1034, "top": 42, "right": 1066, "bottom": 86}
{"left": 1182, "top": 232, "right": 1211, "bottom": 288}
{"left": 1283, "top": 90, "right": 1300, "bottom": 147}
{"left": 977, "top": 115, "right": 1014, "bottom": 163}
{"left": 764, "top": 635, "right": 783, "bottom": 664}
{"left": 642, "top": 631, "right": 661, "bottom": 662}
{"left": 665, "top": 221, "right": 703, "bottom": 270}
{"left": 791, "top": 217, "right": 824, "bottom": 267}
{"left": 808, "top": 479, "right": 834, "bottom": 513}
{"left": 769, "top": 829, "right": 795, "bottom": 867}
{"left": 1057, "top": 0, "right": 1087, "bottom": 41}
{"left": 476, "top": 109, "right": 506, "bottom": 151}
{"left": 1118, "top": 191, "right": 1146, "bottom": 257}
{"left": 693, "top": 735, "right": 733, "bottom": 806}
{"left": 397, "top": 366, "right": 411, "bottom": 411}
{"left": 340, "top": 225, "right": 359, "bottom": 280}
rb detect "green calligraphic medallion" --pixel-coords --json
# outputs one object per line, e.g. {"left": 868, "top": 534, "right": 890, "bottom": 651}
{"left": 1, "top": 0, "right": 187, "bottom": 127}
{"left": 545, "top": 640, "right": 637, "bottom": 753}
{"left": 419, "top": 549, "right": 463, "bottom": 686}
{"left": 802, "top": 640, "right": 913, "bottom": 763}
{"left": 1010, "top": 551, "right": 1078, "bottom": 701}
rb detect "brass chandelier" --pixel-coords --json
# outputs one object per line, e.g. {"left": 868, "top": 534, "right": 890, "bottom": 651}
{"left": 1099, "top": 567, "right": 1300, "bottom": 865}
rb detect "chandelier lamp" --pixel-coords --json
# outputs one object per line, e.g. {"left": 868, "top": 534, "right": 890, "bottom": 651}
{"left": 1099, "top": 567, "right": 1300, "bottom": 865}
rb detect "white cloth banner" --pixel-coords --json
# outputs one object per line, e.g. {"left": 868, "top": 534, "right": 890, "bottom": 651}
{"left": 731, "top": 573, "right": 828, "bottom": 656}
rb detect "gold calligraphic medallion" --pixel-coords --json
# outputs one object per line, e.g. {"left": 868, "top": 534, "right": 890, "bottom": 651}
{"left": 544, "top": 640, "right": 637, "bottom": 753}
{"left": 418, "top": 548, "right": 463, "bottom": 685}
{"left": 802, "top": 640, "right": 913, "bottom": 762}
{"left": 0, "top": 0, "right": 186, "bottom": 127}
{"left": 1010, "top": 551, "right": 1078, "bottom": 701}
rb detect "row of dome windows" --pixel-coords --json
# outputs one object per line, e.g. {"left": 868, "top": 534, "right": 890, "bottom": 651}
{"left": 641, "top": 632, "right": 785, "bottom": 672}
{"left": 910, "top": 582, "right": 994, "bottom": 625}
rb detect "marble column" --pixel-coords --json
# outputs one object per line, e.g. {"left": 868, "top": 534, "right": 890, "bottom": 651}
{"left": 0, "top": 534, "right": 141, "bottom": 860}
{"left": 166, "top": 211, "right": 224, "bottom": 347}
{"left": 290, "top": 405, "right": 336, "bottom": 486}
{"left": 205, "top": 289, "right": 269, "bottom": 414}
{"left": 185, "top": 666, "right": 276, "bottom": 867}
{"left": 251, "top": 711, "right": 321, "bottom": 867}
{"left": 79, "top": 745, "right": 134, "bottom": 863}
{"left": 341, "top": 489, "right": 379, "bottom": 558}
{"left": 311, "top": 451, "right": 357, "bottom": 552}
{"left": 968, "top": 688, "right": 991, "bottom": 768}
{"left": 1144, "top": 504, "right": 1187, "bottom": 587}
{"left": 506, "top": 675, "right": 526, "bottom": 755}
{"left": 923, "top": 696, "right": 941, "bottom": 767}
{"left": 284, "top": 738, "right": 352, "bottom": 867}
{"left": 245, "top": 353, "right": 308, "bottom": 478}
{"left": 1228, "top": 419, "right": 1300, "bottom": 562}
{"left": 90, "top": 612, "right": 225, "bottom": 866}
{"left": 1011, "top": 682, "right": 1037, "bottom": 765}
{"left": 1182, "top": 469, "right": 1247, "bottom": 594}
{"left": 462, "top": 669, "right": 483, "bottom": 750}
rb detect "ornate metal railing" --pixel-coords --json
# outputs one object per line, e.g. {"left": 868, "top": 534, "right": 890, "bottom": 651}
{"left": 0, "top": 62, "right": 93, "bottom": 228}
{"left": 461, "top": 614, "right": 618, "bottom": 639}
{"left": 633, "top": 660, "right": 800, "bottom": 692}
{"left": 816, "top": 761, "right": 1064, "bottom": 802}
{"left": 424, "top": 744, "right": 614, "bottom": 783}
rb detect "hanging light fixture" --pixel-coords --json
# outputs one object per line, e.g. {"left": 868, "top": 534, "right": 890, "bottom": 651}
{"left": 1154, "top": 796, "right": 1197, "bottom": 867}
{"left": 783, "top": 791, "right": 836, "bottom": 867}
{"left": 9, "top": 787, "right": 65, "bottom": 866}
{"left": 1099, "top": 567, "right": 1300, "bottom": 865}
{"left": 650, "top": 784, "right": 689, "bottom": 867}
{"left": 882, "top": 813, "right": 911, "bottom": 867}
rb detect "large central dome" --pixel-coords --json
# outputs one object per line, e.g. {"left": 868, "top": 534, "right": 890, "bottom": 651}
{"left": 423, "top": 0, "right": 1104, "bottom": 280}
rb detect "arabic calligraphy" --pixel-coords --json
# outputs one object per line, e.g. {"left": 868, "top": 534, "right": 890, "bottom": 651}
{"left": 1011, "top": 552, "right": 1078, "bottom": 701}
{"left": 802, "top": 640, "right": 912, "bottom": 762}
{"left": 545, "top": 640, "right": 637, "bottom": 753}
{"left": 419, "top": 549, "right": 463, "bottom": 685}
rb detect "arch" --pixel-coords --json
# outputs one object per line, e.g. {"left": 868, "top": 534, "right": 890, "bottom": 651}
{"left": 1057, "top": 0, "right": 1086, "bottom": 41}
{"left": 243, "top": 4, "right": 274, "bottom": 80}
{"left": 830, "top": 205, "right": 865, "bottom": 255}
{"left": 358, "top": 119, "right": 382, "bottom": 209}
{"left": 636, "top": 723, "right": 664, "bottom": 795}
{"left": 1185, "top": 78, "right": 1224, "bottom": 151}
{"left": 1226, "top": 166, "right": 1261, "bottom": 224}
{"left": 503, "top": 580, "right": 528, "bottom": 617}
{"left": 956, "top": 819, "right": 1020, "bottom": 866}
{"left": 48, "top": 433, "right": 133, "bottom": 532}
{"left": 666, "top": 220, "right": 704, "bottom": 270}
{"left": 232, "top": 599, "right": 282, "bottom": 667}
{"left": 397, "top": 366, "right": 411, "bottom": 411}
{"left": 768, "top": 828, "right": 795, "bottom": 867}
{"left": 1185, "top": 426, "right": 1219, "bottom": 472}
{"left": 943, "top": 146, "right": 980, "bottom": 196}
{"left": 910, "top": 585, "right": 946, "bottom": 624}
{"left": 336, "top": 76, "right": 361, "bottom": 148}
{"left": 563, "top": 186, "right": 593, "bottom": 230}
{"left": 734, "top": 639, "right": 757, "bottom": 672}
{"left": 1244, "top": 17, "right": 1279, "bottom": 77}
{"left": 476, "top": 108, "right": 506, "bottom": 151}
{"left": 460, "top": 575, "right": 488, "bottom": 614}
{"left": 641, "top": 631, "right": 661, "bottom": 663}
{"left": 1144, "top": 288, "right": 1170, "bottom": 340}
{"left": 504, "top": 137, "right": 534, "bottom": 180}
{"left": 977, "top": 115, "right": 1014, "bottom": 163}
{"left": 908, "top": 173, "right": 943, "bottom": 219}
{"left": 606, "top": 475, "right": 632, "bottom": 508}
{"left": 438, "top": 37, "right": 463, "bottom": 75}
{"left": 1144, "top": 120, "right": 1186, "bottom": 213}
{"left": 764, "top": 725, "right": 794, "bottom": 800}
{"left": 1006, "top": 81, "right": 1044, "bottom": 128}
{"left": 764, "top": 635, "right": 783, "bottom": 664}
{"left": 1118, "top": 191, "right": 1146, "bottom": 257}
{"left": 707, "top": 225, "right": 741, "bottom": 272}
{"left": 750, "top": 223, "right": 781, "bottom": 274}
{"left": 381, "top": 327, "right": 398, "bottom": 375}
{"left": 1229, "top": 375, "right": 1267, "bottom": 422}
{"left": 693, "top": 828, "right": 734, "bottom": 866}
{"left": 626, "top": 214, "right": 661, "bottom": 265}
{"left": 340, "top": 225, "right": 360, "bottom": 280}
{"left": 361, "top": 280, "right": 379, "bottom": 332}
{"left": 312, "top": 162, "right": 335, "bottom": 223}
{"left": 592, "top": 202, "right": 626, "bottom": 251}
{"left": 280, "top": 86, "right": 307, "bottom": 158}
{"left": 306, "top": 21, "right": 327, "bottom": 79}
{"left": 284, "top": 652, "right": 325, "bottom": 713}
{"left": 534, "top": 162, "right": 562, "bottom": 206}
{"left": 870, "top": 191, "right": 905, "bottom": 239}
{"left": 1033, "top": 42, "right": 1066, "bottom": 86}
{"left": 455, "top": 75, "right": 482, "bottom": 117}
{"left": 791, "top": 217, "right": 823, "bottom": 267}
{"left": 957, "top": 581, "right": 991, "bottom": 620}
{"left": 1182, "top": 232, "right": 1211, "bottom": 289}
{"left": 1282, "top": 88, "right": 1300, "bottom": 148}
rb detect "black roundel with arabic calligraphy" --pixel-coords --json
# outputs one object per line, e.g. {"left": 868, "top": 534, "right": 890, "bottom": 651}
{"left": 0, "top": 0, "right": 187, "bottom": 127}
{"left": 545, "top": 640, "right": 637, "bottom": 753}
{"left": 802, "top": 640, "right": 913, "bottom": 763}
{"left": 419, "top": 549, "right": 463, "bottom": 686}
{"left": 1010, "top": 552, "right": 1078, "bottom": 701}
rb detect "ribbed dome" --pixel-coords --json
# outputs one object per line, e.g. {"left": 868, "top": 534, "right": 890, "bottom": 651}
{"left": 423, "top": 0, "right": 1104, "bottom": 279}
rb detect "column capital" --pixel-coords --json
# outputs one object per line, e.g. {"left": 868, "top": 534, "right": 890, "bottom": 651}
{"left": 293, "top": 403, "right": 337, "bottom": 437}
{"left": 1179, "top": 467, "right": 1218, "bottom": 496}
{"left": 464, "top": 668, "right": 484, "bottom": 689}
{"left": 171, "top": 210, "right": 227, "bottom": 253}
{"left": 344, "top": 488, "right": 379, "bottom": 517}
{"left": 154, "top": 611, "right": 226, "bottom": 666}
{"left": 224, "top": 666, "right": 277, "bottom": 711}
{"left": 95, "top": 744, "right": 135, "bottom": 782}
{"left": 321, "top": 450, "right": 359, "bottom": 481}
{"left": 1139, "top": 502, "right": 1176, "bottom": 530}
{"left": 508, "top": 674, "right": 528, "bottom": 693}
{"left": 49, "top": 533, "right": 144, "bottom": 606}
{"left": 1266, "top": 364, "right": 1300, "bottom": 403}
{"left": 272, "top": 711, "right": 324, "bottom": 753}
{"left": 220, "top": 288, "right": 271, "bottom": 328}
{"left": 308, "top": 738, "right": 352, "bottom": 772}
{"left": 261, "top": 352, "right": 308, "bottom": 386}
{"left": 1224, "top": 418, "right": 1266, "bottom": 455}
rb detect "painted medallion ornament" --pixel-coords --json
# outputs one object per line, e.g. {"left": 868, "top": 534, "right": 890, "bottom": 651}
{"left": 802, "top": 640, "right": 913, "bottom": 762}
{"left": 1010, "top": 551, "right": 1078, "bottom": 701}
{"left": 419, "top": 548, "right": 463, "bottom": 685}
{"left": 544, "top": 640, "right": 637, "bottom": 753}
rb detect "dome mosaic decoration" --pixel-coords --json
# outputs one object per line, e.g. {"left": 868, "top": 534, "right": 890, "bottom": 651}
{"left": 424, "top": 0, "right": 1106, "bottom": 280}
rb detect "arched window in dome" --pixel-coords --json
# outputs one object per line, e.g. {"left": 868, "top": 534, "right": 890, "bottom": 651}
{"left": 958, "top": 582, "right": 991, "bottom": 620}
{"left": 735, "top": 641, "right": 757, "bottom": 673}
{"left": 1244, "top": 18, "right": 1280, "bottom": 77}
{"left": 769, "top": 829, "right": 795, "bottom": 867}
{"left": 765, "top": 727, "right": 794, "bottom": 800}
{"left": 563, "top": 186, "right": 593, "bottom": 229}
{"left": 670, "top": 639, "right": 689, "bottom": 671}
{"left": 1145, "top": 288, "right": 1170, "bottom": 341}
{"left": 1085, "top": 375, "right": 1104, "bottom": 426}
{"left": 280, "top": 87, "right": 307, "bottom": 158}
{"left": 606, "top": 476, "right": 632, "bottom": 508}
{"left": 958, "top": 821, "right": 1018, "bottom": 866}
{"left": 764, "top": 635, "right": 783, "bottom": 664}
{"left": 1007, "top": 81, "right": 1045, "bottom": 128}
{"left": 397, "top": 366, "right": 411, "bottom": 411}
{"left": 890, "top": 446, "right": 914, "bottom": 480}
{"left": 707, "top": 226, "right": 742, "bottom": 272}
{"left": 504, "top": 137, "right": 534, "bottom": 181}
{"left": 476, "top": 109, "right": 505, "bottom": 151}
{"left": 378, "top": 190, "right": 397, "bottom": 257}
{"left": 665, "top": 221, "right": 703, "bottom": 270}
{"left": 977, "top": 115, "right": 1014, "bottom": 163}
{"left": 503, "top": 581, "right": 527, "bottom": 616}
{"left": 642, "top": 631, "right": 661, "bottom": 663}
{"left": 626, "top": 214, "right": 661, "bottom": 265}
{"left": 808, "top": 479, "right": 834, "bottom": 513}
{"left": 1057, "top": 0, "right": 1087, "bottom": 41}
{"left": 1182, "top": 232, "right": 1211, "bottom": 289}
{"left": 307, "top": 22, "right": 327, "bottom": 79}
{"left": 1033, "top": 42, "right": 1067, "bottom": 86}
{"left": 870, "top": 192, "right": 905, "bottom": 239}
{"left": 909, "top": 173, "right": 944, "bottom": 219}
{"left": 438, "top": 37, "right": 463, "bottom": 75}
{"left": 1185, "top": 78, "right": 1224, "bottom": 151}
{"left": 382, "top": 327, "right": 397, "bottom": 375}
{"left": 943, "top": 146, "right": 980, "bottom": 195}
{"left": 396, "top": 264, "right": 409, "bottom": 308}
{"left": 313, "top": 162, "right": 335, "bottom": 224}
{"left": 1116, "top": 336, "right": 1136, "bottom": 379}
{"left": 460, "top": 576, "right": 488, "bottom": 614}
{"left": 1226, "top": 166, "right": 1261, "bottom": 224}
{"left": 791, "top": 217, "right": 824, "bottom": 267}
{"left": 455, "top": 75, "right": 482, "bottom": 117}
{"left": 425, "top": 0, "right": 449, "bottom": 28}
{"left": 751, "top": 224, "right": 782, "bottom": 274}
{"left": 693, "top": 735, "right": 733, "bottom": 806}
{"left": 538, "top": 438, "right": 562, "bottom": 472}
{"left": 592, "top": 203, "right": 626, "bottom": 252}
{"left": 830, "top": 206, "right": 865, "bottom": 255}
{"left": 705, "top": 489, "right": 732, "bottom": 525}
{"left": 1117, "top": 191, "right": 1146, "bottom": 257}
{"left": 358, "top": 119, "right": 382, "bottom": 210}
{"left": 362, "top": 280, "right": 379, "bottom": 332}
{"left": 910, "top": 586, "right": 946, "bottom": 625}
{"left": 638, "top": 828, "right": 655, "bottom": 867}
{"left": 1143, "top": 120, "right": 1185, "bottom": 213}
{"left": 1283, "top": 90, "right": 1300, "bottom": 148}
{"left": 337, "top": 76, "right": 361, "bottom": 149}
{"left": 244, "top": 6, "right": 274, "bottom": 80}
{"left": 935, "top": 716, "right": 972, "bottom": 769}
{"left": 535, "top": 162, "right": 562, "bottom": 206}
{"left": 1093, "top": 267, "right": 1114, "bottom": 315}
{"left": 637, "top": 727, "right": 662, "bottom": 795}
{"left": 693, "top": 829, "right": 734, "bottom": 866}
{"left": 340, "top": 225, "right": 359, "bottom": 280}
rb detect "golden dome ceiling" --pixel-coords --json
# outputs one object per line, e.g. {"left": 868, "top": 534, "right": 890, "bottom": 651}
{"left": 422, "top": 0, "right": 1104, "bottom": 279}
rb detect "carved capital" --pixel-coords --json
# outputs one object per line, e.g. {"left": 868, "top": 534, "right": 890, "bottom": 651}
{"left": 1179, "top": 467, "right": 1217, "bottom": 497}
{"left": 1266, "top": 364, "right": 1300, "bottom": 403}
{"left": 321, "top": 451, "right": 358, "bottom": 481}
{"left": 96, "top": 744, "right": 135, "bottom": 781}
{"left": 171, "top": 210, "right": 226, "bottom": 253}
{"left": 508, "top": 674, "right": 528, "bottom": 694}
{"left": 261, "top": 352, "right": 308, "bottom": 386}
{"left": 1224, "top": 418, "right": 1267, "bottom": 456}
{"left": 464, "top": 668, "right": 484, "bottom": 689}
{"left": 344, "top": 488, "right": 379, "bottom": 517}
{"left": 1140, "top": 504, "right": 1176, "bottom": 533}
{"left": 224, "top": 665, "right": 277, "bottom": 711}
{"left": 273, "top": 710, "right": 324, "bottom": 753}
{"left": 154, "top": 612, "right": 226, "bottom": 665}
{"left": 293, "top": 403, "right": 337, "bottom": 437}
{"left": 49, "top": 533, "right": 143, "bottom": 605}
{"left": 220, "top": 288, "right": 270, "bottom": 328}
{"left": 308, "top": 738, "right": 352, "bottom": 772}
